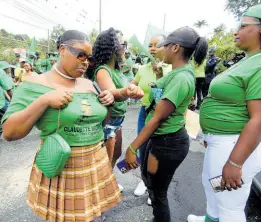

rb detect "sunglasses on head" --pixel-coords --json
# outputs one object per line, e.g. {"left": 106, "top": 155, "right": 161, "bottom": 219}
{"left": 63, "top": 44, "right": 92, "bottom": 62}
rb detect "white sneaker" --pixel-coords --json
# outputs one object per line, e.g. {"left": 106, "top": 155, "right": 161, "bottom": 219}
{"left": 118, "top": 183, "right": 123, "bottom": 192}
{"left": 187, "top": 214, "right": 205, "bottom": 222}
{"left": 147, "top": 197, "right": 152, "bottom": 206}
{"left": 134, "top": 181, "right": 147, "bottom": 196}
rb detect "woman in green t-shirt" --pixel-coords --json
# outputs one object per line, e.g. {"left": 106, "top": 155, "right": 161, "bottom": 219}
{"left": 188, "top": 5, "right": 261, "bottom": 222}
{"left": 87, "top": 28, "right": 144, "bottom": 192}
{"left": 130, "top": 35, "right": 172, "bottom": 200}
{"left": 2, "top": 30, "right": 122, "bottom": 222}
{"left": 125, "top": 27, "right": 208, "bottom": 222}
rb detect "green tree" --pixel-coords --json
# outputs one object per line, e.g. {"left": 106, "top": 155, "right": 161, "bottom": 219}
{"left": 0, "top": 29, "right": 9, "bottom": 38}
{"left": 50, "top": 24, "right": 66, "bottom": 52}
{"left": 88, "top": 29, "right": 99, "bottom": 44}
{"left": 214, "top": 23, "right": 227, "bottom": 34}
{"left": 194, "top": 20, "right": 208, "bottom": 29}
{"left": 208, "top": 31, "right": 242, "bottom": 74}
{"left": 225, "top": 0, "right": 261, "bottom": 20}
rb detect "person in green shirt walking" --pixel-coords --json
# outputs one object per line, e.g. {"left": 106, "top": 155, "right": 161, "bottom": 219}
{"left": 0, "top": 61, "right": 15, "bottom": 91}
{"left": 125, "top": 27, "right": 208, "bottom": 222}
{"left": 41, "top": 53, "right": 52, "bottom": 72}
{"left": 28, "top": 52, "right": 36, "bottom": 71}
{"left": 0, "top": 61, "right": 14, "bottom": 99}
{"left": 122, "top": 51, "right": 134, "bottom": 83}
{"left": 130, "top": 34, "right": 172, "bottom": 201}
{"left": 88, "top": 28, "right": 144, "bottom": 192}
{"left": 34, "top": 52, "right": 43, "bottom": 74}
{"left": 188, "top": 5, "right": 261, "bottom": 222}
{"left": 2, "top": 30, "right": 122, "bottom": 222}
{"left": 0, "top": 61, "right": 15, "bottom": 135}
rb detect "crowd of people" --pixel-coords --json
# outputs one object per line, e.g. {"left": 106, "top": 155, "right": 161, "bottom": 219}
{"left": 0, "top": 4, "right": 261, "bottom": 222}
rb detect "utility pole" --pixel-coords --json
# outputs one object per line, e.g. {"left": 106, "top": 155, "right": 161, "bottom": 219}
{"left": 163, "top": 13, "right": 166, "bottom": 30}
{"left": 99, "top": 0, "right": 102, "bottom": 33}
{"left": 47, "top": 29, "right": 50, "bottom": 53}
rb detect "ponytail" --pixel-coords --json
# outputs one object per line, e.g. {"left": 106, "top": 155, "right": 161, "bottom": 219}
{"left": 193, "top": 37, "right": 208, "bottom": 66}
{"left": 56, "top": 35, "right": 62, "bottom": 50}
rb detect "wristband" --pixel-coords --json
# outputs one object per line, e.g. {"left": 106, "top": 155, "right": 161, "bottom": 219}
{"left": 228, "top": 159, "right": 242, "bottom": 169}
{"left": 128, "top": 145, "right": 137, "bottom": 155}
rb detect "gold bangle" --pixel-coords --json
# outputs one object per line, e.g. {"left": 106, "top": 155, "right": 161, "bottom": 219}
{"left": 228, "top": 159, "right": 242, "bottom": 169}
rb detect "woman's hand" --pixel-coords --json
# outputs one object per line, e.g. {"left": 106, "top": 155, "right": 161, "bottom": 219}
{"left": 221, "top": 161, "right": 243, "bottom": 191}
{"left": 125, "top": 148, "right": 140, "bottom": 170}
{"left": 98, "top": 90, "right": 114, "bottom": 106}
{"left": 43, "top": 89, "right": 73, "bottom": 109}
{"left": 126, "top": 84, "right": 144, "bottom": 99}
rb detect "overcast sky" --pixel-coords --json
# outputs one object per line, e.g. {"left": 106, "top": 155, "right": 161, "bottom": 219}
{"left": 0, "top": 0, "right": 238, "bottom": 43}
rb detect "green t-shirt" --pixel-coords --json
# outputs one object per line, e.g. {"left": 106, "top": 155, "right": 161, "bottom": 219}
{"left": 95, "top": 65, "right": 127, "bottom": 117}
{"left": 34, "top": 58, "right": 42, "bottom": 73}
{"left": 41, "top": 59, "right": 51, "bottom": 72}
{"left": 2, "top": 82, "right": 108, "bottom": 146}
{"left": 28, "top": 58, "right": 35, "bottom": 66}
{"left": 0, "top": 69, "right": 15, "bottom": 90}
{"left": 146, "top": 64, "right": 195, "bottom": 135}
{"left": 0, "top": 86, "right": 5, "bottom": 109}
{"left": 0, "top": 69, "right": 12, "bottom": 108}
{"left": 134, "top": 63, "right": 172, "bottom": 106}
{"left": 200, "top": 52, "right": 261, "bottom": 135}
{"left": 122, "top": 57, "right": 134, "bottom": 79}
{"left": 194, "top": 59, "right": 206, "bottom": 78}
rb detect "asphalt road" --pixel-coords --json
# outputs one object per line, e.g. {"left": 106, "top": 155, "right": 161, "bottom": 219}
{"left": 0, "top": 106, "right": 260, "bottom": 222}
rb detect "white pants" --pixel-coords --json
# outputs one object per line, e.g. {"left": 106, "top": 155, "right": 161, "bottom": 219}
{"left": 202, "top": 134, "right": 261, "bottom": 222}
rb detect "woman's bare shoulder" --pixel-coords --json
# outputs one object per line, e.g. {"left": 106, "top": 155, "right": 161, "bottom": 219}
{"left": 24, "top": 72, "right": 50, "bottom": 85}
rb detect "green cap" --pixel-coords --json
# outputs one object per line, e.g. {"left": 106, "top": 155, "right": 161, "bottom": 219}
{"left": 0, "top": 61, "right": 16, "bottom": 69}
{"left": 243, "top": 4, "right": 261, "bottom": 19}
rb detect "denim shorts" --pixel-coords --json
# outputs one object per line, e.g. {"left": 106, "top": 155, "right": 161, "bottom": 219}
{"left": 103, "top": 116, "right": 125, "bottom": 140}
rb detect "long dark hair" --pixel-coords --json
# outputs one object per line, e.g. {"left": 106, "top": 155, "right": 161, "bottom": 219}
{"left": 86, "top": 27, "right": 122, "bottom": 80}
{"left": 183, "top": 37, "right": 208, "bottom": 66}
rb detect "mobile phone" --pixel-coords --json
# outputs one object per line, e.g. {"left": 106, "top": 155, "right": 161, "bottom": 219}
{"left": 117, "top": 157, "right": 141, "bottom": 174}
{"left": 93, "top": 81, "right": 102, "bottom": 94}
{"left": 209, "top": 175, "right": 244, "bottom": 193}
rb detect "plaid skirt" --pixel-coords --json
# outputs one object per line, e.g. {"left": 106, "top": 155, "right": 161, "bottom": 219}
{"left": 27, "top": 141, "right": 122, "bottom": 222}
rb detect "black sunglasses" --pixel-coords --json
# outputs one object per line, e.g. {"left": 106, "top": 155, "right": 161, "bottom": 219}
{"left": 64, "top": 44, "right": 91, "bottom": 62}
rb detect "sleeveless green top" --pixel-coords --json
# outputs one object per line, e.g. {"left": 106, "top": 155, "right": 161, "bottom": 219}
{"left": 2, "top": 82, "right": 108, "bottom": 146}
{"left": 94, "top": 65, "right": 127, "bottom": 117}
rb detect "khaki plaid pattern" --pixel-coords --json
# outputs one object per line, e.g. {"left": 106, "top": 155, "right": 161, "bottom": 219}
{"left": 27, "top": 141, "right": 122, "bottom": 222}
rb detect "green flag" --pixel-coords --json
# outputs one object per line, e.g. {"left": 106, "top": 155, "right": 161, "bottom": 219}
{"left": 143, "top": 24, "right": 170, "bottom": 49}
{"left": 29, "top": 37, "right": 37, "bottom": 54}
{"left": 128, "top": 35, "right": 156, "bottom": 62}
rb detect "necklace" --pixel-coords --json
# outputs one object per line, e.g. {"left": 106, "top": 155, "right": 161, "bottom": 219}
{"left": 54, "top": 66, "right": 75, "bottom": 80}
